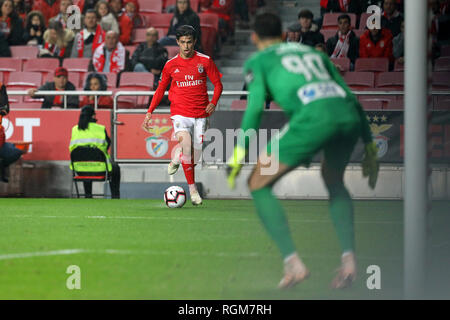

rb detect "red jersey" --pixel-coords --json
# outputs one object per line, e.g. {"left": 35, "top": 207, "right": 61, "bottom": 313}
{"left": 147, "top": 51, "right": 223, "bottom": 118}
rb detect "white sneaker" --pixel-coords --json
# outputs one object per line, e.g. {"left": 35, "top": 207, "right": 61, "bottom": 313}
{"left": 278, "top": 253, "right": 310, "bottom": 289}
{"left": 167, "top": 161, "right": 180, "bottom": 175}
{"left": 331, "top": 252, "right": 357, "bottom": 289}
{"left": 190, "top": 189, "right": 203, "bottom": 206}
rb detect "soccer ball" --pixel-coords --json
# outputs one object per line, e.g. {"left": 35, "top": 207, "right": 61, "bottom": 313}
{"left": 164, "top": 186, "right": 186, "bottom": 208}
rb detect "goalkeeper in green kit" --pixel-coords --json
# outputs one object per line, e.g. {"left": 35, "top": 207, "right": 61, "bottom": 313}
{"left": 226, "top": 13, "right": 379, "bottom": 289}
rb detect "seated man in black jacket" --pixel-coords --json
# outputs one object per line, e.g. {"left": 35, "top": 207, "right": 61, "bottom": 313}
{"left": 27, "top": 67, "right": 79, "bottom": 109}
{"left": 131, "top": 27, "right": 168, "bottom": 90}
{"left": 286, "top": 9, "right": 324, "bottom": 47}
{"left": 326, "top": 14, "right": 359, "bottom": 69}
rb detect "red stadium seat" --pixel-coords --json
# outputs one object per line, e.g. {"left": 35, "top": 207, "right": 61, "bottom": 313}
{"left": 434, "top": 56, "right": 450, "bottom": 72}
{"left": 119, "top": 72, "right": 154, "bottom": 89}
{"left": 165, "top": 45, "right": 179, "bottom": 59}
{"left": 144, "top": 13, "right": 172, "bottom": 28}
{"left": 138, "top": 0, "right": 162, "bottom": 12}
{"left": 199, "top": 13, "right": 219, "bottom": 33}
{"left": 63, "top": 58, "right": 91, "bottom": 86}
{"left": 0, "top": 58, "right": 22, "bottom": 83}
{"left": 125, "top": 45, "right": 138, "bottom": 57}
{"left": 113, "top": 88, "right": 149, "bottom": 109}
{"left": 23, "top": 58, "right": 59, "bottom": 78}
{"left": 432, "top": 72, "right": 450, "bottom": 90}
{"left": 10, "top": 46, "right": 39, "bottom": 59}
{"left": 331, "top": 58, "right": 351, "bottom": 72}
{"left": 6, "top": 72, "right": 42, "bottom": 90}
{"left": 359, "top": 99, "right": 383, "bottom": 110}
{"left": 343, "top": 71, "right": 375, "bottom": 89}
{"left": 359, "top": 12, "right": 372, "bottom": 30}
{"left": 82, "top": 72, "right": 118, "bottom": 89}
{"left": 376, "top": 72, "right": 404, "bottom": 90}
{"left": 132, "top": 28, "right": 147, "bottom": 45}
{"left": 230, "top": 100, "right": 247, "bottom": 110}
{"left": 269, "top": 102, "right": 281, "bottom": 110}
{"left": 355, "top": 58, "right": 389, "bottom": 73}
{"left": 322, "top": 13, "right": 357, "bottom": 30}
{"left": 384, "top": 98, "right": 404, "bottom": 110}
{"left": 321, "top": 29, "right": 337, "bottom": 43}
{"left": 433, "top": 95, "right": 450, "bottom": 110}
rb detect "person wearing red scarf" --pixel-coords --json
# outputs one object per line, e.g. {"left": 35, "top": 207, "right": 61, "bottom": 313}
{"left": 326, "top": 14, "right": 359, "bottom": 66}
{"left": 71, "top": 9, "right": 105, "bottom": 58}
{"left": 91, "top": 30, "right": 129, "bottom": 74}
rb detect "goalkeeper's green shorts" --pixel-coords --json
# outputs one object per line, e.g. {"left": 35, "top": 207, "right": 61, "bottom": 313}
{"left": 267, "top": 107, "right": 361, "bottom": 170}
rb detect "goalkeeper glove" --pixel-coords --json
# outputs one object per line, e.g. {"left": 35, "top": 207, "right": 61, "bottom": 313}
{"left": 226, "top": 145, "right": 246, "bottom": 190}
{"left": 362, "top": 141, "right": 379, "bottom": 189}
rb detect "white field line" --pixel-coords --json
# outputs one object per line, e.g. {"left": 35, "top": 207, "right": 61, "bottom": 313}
{"left": 0, "top": 248, "right": 401, "bottom": 262}
{"left": 0, "top": 249, "right": 86, "bottom": 260}
{"left": 2, "top": 214, "right": 403, "bottom": 225}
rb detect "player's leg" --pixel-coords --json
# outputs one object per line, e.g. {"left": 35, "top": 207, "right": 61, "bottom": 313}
{"left": 248, "top": 153, "right": 310, "bottom": 289}
{"left": 321, "top": 128, "right": 359, "bottom": 289}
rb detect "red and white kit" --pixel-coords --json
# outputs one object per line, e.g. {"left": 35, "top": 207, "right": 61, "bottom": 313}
{"left": 147, "top": 51, "right": 223, "bottom": 145}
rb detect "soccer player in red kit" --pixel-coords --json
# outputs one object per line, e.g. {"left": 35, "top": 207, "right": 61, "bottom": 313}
{"left": 142, "top": 25, "right": 223, "bottom": 205}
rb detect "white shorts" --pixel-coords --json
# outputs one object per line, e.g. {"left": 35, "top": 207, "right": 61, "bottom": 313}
{"left": 170, "top": 115, "right": 208, "bottom": 148}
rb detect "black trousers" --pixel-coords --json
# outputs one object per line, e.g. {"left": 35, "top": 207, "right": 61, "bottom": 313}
{"left": 83, "top": 162, "right": 121, "bottom": 199}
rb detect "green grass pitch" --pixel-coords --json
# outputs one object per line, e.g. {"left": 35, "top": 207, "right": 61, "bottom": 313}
{"left": 0, "top": 199, "right": 448, "bottom": 299}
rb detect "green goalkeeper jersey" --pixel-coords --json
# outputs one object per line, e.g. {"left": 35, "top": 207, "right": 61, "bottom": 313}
{"left": 239, "top": 42, "right": 372, "bottom": 150}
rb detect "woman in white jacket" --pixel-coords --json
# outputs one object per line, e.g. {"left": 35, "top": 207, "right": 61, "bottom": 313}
{"left": 95, "top": 0, "right": 119, "bottom": 34}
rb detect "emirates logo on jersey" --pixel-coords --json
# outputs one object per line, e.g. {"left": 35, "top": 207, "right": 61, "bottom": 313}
{"left": 176, "top": 75, "right": 204, "bottom": 87}
{"left": 197, "top": 64, "right": 204, "bottom": 74}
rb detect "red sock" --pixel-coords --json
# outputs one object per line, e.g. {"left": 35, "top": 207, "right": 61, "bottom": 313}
{"left": 181, "top": 154, "right": 195, "bottom": 185}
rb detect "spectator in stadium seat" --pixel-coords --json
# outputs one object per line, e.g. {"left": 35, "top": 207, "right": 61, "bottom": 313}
{"left": 381, "top": 0, "right": 403, "bottom": 37}
{"left": 39, "top": 19, "right": 75, "bottom": 59}
{"left": 199, "top": 0, "right": 234, "bottom": 40}
{"left": 109, "top": 0, "right": 133, "bottom": 45}
{"left": 90, "top": 30, "right": 130, "bottom": 74}
{"left": 159, "top": 0, "right": 202, "bottom": 50}
{"left": 32, "top": 0, "right": 61, "bottom": 26}
{"left": 326, "top": 14, "right": 359, "bottom": 67}
{"left": 431, "top": 0, "right": 450, "bottom": 45}
{"left": 27, "top": 67, "right": 79, "bottom": 109}
{"left": 123, "top": 0, "right": 144, "bottom": 28}
{"left": 320, "top": 0, "right": 362, "bottom": 17}
{"left": 131, "top": 27, "right": 169, "bottom": 90}
{"left": 393, "top": 19, "right": 404, "bottom": 65}
{"left": 80, "top": 72, "right": 113, "bottom": 109}
{"left": 23, "top": 10, "right": 46, "bottom": 45}
{"left": 71, "top": 9, "right": 105, "bottom": 58}
{"left": 0, "top": 0, "right": 25, "bottom": 45}
{"left": 286, "top": 9, "right": 324, "bottom": 48}
{"left": 95, "top": 0, "right": 119, "bottom": 34}
{"left": 0, "top": 83, "right": 23, "bottom": 183}
{"left": 359, "top": 26, "right": 393, "bottom": 62}
{"left": 49, "top": 0, "right": 72, "bottom": 29}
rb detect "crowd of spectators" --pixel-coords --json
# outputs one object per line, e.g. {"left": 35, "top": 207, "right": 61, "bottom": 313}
{"left": 0, "top": 0, "right": 267, "bottom": 110}
{"left": 285, "top": 0, "right": 450, "bottom": 71}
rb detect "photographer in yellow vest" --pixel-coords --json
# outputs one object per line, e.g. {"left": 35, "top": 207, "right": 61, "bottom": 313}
{"left": 69, "top": 105, "right": 120, "bottom": 199}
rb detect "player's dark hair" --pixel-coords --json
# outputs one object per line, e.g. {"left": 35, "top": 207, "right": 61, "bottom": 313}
{"left": 175, "top": 25, "right": 197, "bottom": 40}
{"left": 337, "top": 14, "right": 351, "bottom": 24}
{"left": 298, "top": 9, "right": 313, "bottom": 20}
{"left": 253, "top": 13, "right": 282, "bottom": 39}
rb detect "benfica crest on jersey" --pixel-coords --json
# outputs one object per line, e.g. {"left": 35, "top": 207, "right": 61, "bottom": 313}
{"left": 197, "top": 64, "right": 204, "bottom": 73}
